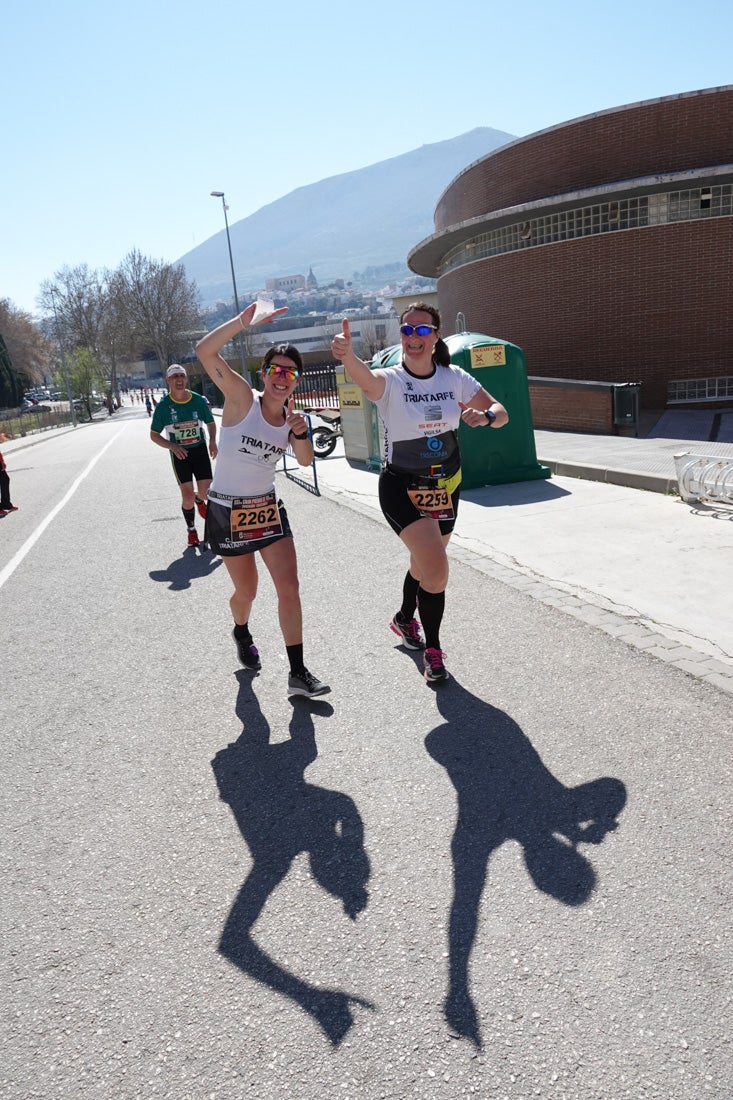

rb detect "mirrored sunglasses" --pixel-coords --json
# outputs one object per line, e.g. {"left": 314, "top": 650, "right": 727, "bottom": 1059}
{"left": 400, "top": 324, "right": 437, "bottom": 337}
{"left": 263, "top": 364, "right": 300, "bottom": 382}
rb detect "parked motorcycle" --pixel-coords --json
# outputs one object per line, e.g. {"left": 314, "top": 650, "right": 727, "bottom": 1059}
{"left": 307, "top": 408, "right": 342, "bottom": 458}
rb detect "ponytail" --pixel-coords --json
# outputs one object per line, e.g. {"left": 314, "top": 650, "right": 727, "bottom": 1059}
{"left": 433, "top": 338, "right": 451, "bottom": 367}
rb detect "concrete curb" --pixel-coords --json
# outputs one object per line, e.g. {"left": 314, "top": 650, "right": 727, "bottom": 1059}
{"left": 539, "top": 457, "right": 678, "bottom": 495}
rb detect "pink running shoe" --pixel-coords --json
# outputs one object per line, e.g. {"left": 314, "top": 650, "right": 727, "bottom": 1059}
{"left": 390, "top": 613, "right": 425, "bottom": 651}
{"left": 423, "top": 647, "right": 449, "bottom": 684}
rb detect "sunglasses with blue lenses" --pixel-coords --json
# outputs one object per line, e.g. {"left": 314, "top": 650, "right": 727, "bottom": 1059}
{"left": 400, "top": 323, "right": 437, "bottom": 337}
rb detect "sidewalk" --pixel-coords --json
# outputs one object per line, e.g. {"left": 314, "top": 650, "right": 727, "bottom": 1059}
{"left": 306, "top": 427, "right": 733, "bottom": 696}
{"left": 534, "top": 418, "right": 733, "bottom": 493}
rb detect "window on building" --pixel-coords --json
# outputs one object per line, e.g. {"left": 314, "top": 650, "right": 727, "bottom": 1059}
{"left": 668, "top": 376, "right": 733, "bottom": 404}
{"left": 437, "top": 185, "right": 724, "bottom": 278}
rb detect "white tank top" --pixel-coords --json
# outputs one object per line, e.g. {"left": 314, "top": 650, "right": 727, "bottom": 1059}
{"left": 209, "top": 395, "right": 290, "bottom": 501}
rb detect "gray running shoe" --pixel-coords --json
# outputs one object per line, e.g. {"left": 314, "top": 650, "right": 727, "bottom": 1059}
{"left": 287, "top": 668, "right": 331, "bottom": 697}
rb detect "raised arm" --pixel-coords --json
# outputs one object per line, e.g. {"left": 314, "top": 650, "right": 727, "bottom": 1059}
{"left": 196, "top": 302, "right": 289, "bottom": 407}
{"left": 331, "top": 319, "right": 385, "bottom": 402}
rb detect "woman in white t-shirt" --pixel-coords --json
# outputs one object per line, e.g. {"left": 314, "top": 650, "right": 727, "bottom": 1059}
{"left": 196, "top": 302, "right": 330, "bottom": 699}
{"left": 331, "top": 302, "right": 508, "bottom": 684}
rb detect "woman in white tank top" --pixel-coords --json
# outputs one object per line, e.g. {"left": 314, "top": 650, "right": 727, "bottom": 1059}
{"left": 196, "top": 302, "right": 330, "bottom": 699}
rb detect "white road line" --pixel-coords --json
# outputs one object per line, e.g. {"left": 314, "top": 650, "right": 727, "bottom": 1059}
{"left": 0, "top": 426, "right": 127, "bottom": 591}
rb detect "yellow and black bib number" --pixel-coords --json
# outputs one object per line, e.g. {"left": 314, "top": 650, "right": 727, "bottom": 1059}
{"left": 230, "top": 489, "right": 283, "bottom": 544}
{"left": 406, "top": 469, "right": 460, "bottom": 521}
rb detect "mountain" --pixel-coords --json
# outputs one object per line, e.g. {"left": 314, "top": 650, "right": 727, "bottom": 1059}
{"left": 177, "top": 127, "right": 516, "bottom": 307}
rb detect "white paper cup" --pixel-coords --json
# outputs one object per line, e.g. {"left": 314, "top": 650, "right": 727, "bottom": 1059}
{"left": 251, "top": 298, "right": 275, "bottom": 323}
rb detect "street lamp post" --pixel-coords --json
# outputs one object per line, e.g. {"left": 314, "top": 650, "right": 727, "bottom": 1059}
{"left": 210, "top": 190, "right": 248, "bottom": 374}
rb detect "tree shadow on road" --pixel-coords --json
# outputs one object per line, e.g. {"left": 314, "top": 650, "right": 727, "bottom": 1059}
{"left": 425, "top": 678, "right": 627, "bottom": 1048}
{"left": 211, "top": 671, "right": 373, "bottom": 1045}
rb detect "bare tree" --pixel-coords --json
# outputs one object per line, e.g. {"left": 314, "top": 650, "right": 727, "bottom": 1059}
{"left": 0, "top": 298, "right": 54, "bottom": 401}
{"left": 38, "top": 265, "right": 107, "bottom": 357}
{"left": 109, "top": 250, "right": 201, "bottom": 370}
{"left": 38, "top": 266, "right": 122, "bottom": 406}
{"left": 358, "top": 320, "right": 388, "bottom": 360}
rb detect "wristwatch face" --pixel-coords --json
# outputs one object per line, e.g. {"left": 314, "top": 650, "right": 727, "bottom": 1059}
{"left": 485, "top": 409, "right": 496, "bottom": 423}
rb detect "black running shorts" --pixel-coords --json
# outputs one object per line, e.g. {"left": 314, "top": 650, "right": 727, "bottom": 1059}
{"left": 170, "top": 442, "right": 212, "bottom": 486}
{"left": 378, "top": 466, "right": 460, "bottom": 537}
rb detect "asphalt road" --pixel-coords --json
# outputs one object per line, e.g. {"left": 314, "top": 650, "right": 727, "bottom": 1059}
{"left": 2, "top": 410, "right": 731, "bottom": 1099}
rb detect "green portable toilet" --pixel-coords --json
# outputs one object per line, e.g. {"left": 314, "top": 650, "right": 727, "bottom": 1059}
{"left": 368, "top": 333, "right": 549, "bottom": 487}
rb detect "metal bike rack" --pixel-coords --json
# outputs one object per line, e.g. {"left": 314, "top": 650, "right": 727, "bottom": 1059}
{"left": 674, "top": 451, "right": 733, "bottom": 505}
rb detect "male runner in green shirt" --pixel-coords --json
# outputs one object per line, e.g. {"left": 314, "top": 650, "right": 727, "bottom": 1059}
{"left": 150, "top": 364, "right": 218, "bottom": 547}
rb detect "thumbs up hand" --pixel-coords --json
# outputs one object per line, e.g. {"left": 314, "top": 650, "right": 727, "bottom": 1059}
{"left": 286, "top": 396, "right": 309, "bottom": 439}
{"left": 331, "top": 318, "right": 352, "bottom": 362}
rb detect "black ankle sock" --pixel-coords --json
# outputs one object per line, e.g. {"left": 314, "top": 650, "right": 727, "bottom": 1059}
{"left": 399, "top": 571, "right": 420, "bottom": 621}
{"left": 416, "top": 587, "right": 445, "bottom": 650}
{"left": 233, "top": 622, "right": 251, "bottom": 641}
{"left": 286, "top": 643, "right": 305, "bottom": 675}
{"left": 183, "top": 506, "right": 195, "bottom": 528}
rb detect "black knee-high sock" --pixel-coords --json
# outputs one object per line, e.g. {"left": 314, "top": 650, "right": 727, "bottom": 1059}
{"left": 286, "top": 643, "right": 305, "bottom": 675}
{"left": 399, "top": 571, "right": 420, "bottom": 621}
{"left": 417, "top": 587, "right": 445, "bottom": 651}
{"left": 182, "top": 506, "right": 195, "bottom": 529}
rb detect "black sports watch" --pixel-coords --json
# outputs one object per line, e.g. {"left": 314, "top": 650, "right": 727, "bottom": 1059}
{"left": 484, "top": 409, "right": 497, "bottom": 426}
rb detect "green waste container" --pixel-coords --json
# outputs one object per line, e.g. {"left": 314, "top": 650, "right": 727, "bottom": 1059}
{"left": 368, "top": 334, "right": 550, "bottom": 488}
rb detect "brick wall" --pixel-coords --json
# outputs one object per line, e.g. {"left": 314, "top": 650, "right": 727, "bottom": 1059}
{"left": 439, "top": 218, "right": 733, "bottom": 409}
{"left": 435, "top": 88, "right": 733, "bottom": 231}
{"left": 527, "top": 381, "right": 616, "bottom": 433}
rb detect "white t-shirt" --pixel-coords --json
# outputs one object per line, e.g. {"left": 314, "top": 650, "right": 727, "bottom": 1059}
{"left": 375, "top": 361, "right": 481, "bottom": 477}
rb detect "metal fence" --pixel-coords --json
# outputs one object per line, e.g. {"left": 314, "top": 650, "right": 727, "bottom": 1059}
{"left": 0, "top": 406, "right": 76, "bottom": 439}
{"left": 293, "top": 366, "right": 339, "bottom": 412}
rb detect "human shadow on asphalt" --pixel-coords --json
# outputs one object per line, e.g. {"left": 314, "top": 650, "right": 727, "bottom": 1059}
{"left": 424, "top": 678, "right": 626, "bottom": 1049}
{"left": 211, "top": 671, "right": 373, "bottom": 1045}
{"left": 148, "top": 546, "right": 222, "bottom": 590}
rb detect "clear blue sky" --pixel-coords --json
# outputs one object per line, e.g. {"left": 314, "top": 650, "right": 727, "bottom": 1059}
{"left": 2, "top": 0, "right": 731, "bottom": 316}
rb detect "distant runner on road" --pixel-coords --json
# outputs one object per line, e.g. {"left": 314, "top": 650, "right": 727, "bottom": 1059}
{"left": 150, "top": 364, "right": 218, "bottom": 548}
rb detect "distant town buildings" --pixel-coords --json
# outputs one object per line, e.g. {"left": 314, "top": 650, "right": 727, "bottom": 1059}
{"left": 265, "top": 274, "right": 306, "bottom": 294}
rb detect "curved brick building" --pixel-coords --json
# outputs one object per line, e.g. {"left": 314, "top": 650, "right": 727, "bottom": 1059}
{"left": 408, "top": 87, "right": 733, "bottom": 416}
